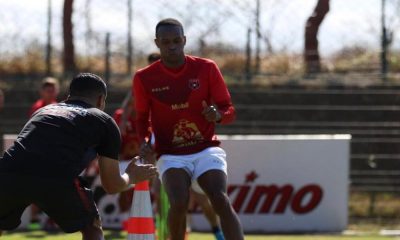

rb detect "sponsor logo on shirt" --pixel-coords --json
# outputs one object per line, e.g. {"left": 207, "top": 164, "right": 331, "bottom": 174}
{"left": 188, "top": 78, "right": 200, "bottom": 90}
{"left": 41, "top": 103, "right": 89, "bottom": 119}
{"left": 152, "top": 86, "right": 170, "bottom": 92}
{"left": 171, "top": 102, "right": 189, "bottom": 110}
{"left": 172, "top": 119, "right": 204, "bottom": 147}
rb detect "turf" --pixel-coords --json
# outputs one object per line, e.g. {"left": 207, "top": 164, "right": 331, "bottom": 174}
{"left": 0, "top": 231, "right": 395, "bottom": 240}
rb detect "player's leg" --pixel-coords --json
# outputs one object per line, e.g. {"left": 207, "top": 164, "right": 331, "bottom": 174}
{"left": 0, "top": 173, "right": 31, "bottom": 235}
{"left": 190, "top": 188, "right": 224, "bottom": 240}
{"left": 80, "top": 217, "right": 103, "bottom": 240}
{"left": 151, "top": 178, "right": 161, "bottom": 215}
{"left": 162, "top": 168, "right": 191, "bottom": 240}
{"left": 194, "top": 147, "right": 244, "bottom": 240}
{"left": 197, "top": 170, "right": 244, "bottom": 240}
{"left": 190, "top": 184, "right": 219, "bottom": 228}
{"left": 35, "top": 177, "right": 104, "bottom": 240}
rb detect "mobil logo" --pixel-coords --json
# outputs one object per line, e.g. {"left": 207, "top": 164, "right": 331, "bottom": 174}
{"left": 227, "top": 170, "right": 324, "bottom": 215}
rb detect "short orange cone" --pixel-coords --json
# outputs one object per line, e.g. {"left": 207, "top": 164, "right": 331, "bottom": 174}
{"left": 126, "top": 180, "right": 155, "bottom": 240}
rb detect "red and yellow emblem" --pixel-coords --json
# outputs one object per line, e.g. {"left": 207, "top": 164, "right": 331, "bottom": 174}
{"left": 172, "top": 119, "right": 203, "bottom": 147}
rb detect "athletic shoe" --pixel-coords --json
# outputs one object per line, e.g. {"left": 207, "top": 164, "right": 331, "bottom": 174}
{"left": 213, "top": 227, "right": 225, "bottom": 240}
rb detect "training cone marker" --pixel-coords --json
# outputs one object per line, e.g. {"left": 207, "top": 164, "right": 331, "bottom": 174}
{"left": 127, "top": 180, "right": 155, "bottom": 240}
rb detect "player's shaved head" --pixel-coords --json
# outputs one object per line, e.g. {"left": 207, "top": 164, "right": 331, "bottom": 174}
{"left": 155, "top": 18, "right": 184, "bottom": 37}
{"left": 69, "top": 73, "right": 107, "bottom": 99}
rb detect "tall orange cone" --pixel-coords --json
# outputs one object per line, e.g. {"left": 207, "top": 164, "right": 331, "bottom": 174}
{"left": 126, "top": 180, "right": 155, "bottom": 240}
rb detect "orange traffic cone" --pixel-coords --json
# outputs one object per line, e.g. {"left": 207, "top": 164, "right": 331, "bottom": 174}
{"left": 126, "top": 180, "right": 155, "bottom": 240}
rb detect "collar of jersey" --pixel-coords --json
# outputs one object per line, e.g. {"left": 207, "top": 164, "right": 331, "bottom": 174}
{"left": 160, "top": 55, "right": 188, "bottom": 78}
{"left": 64, "top": 99, "right": 93, "bottom": 108}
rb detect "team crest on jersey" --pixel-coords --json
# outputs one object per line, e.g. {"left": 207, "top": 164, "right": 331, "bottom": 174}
{"left": 188, "top": 78, "right": 200, "bottom": 90}
{"left": 172, "top": 119, "right": 204, "bottom": 147}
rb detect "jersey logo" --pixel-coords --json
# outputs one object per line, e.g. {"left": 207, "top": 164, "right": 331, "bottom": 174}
{"left": 152, "top": 86, "right": 170, "bottom": 93}
{"left": 188, "top": 78, "right": 200, "bottom": 90}
{"left": 41, "top": 103, "right": 89, "bottom": 119}
{"left": 171, "top": 102, "right": 189, "bottom": 110}
{"left": 172, "top": 119, "right": 204, "bottom": 147}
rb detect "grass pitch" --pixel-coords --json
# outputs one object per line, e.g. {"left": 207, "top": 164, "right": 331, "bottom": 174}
{"left": 0, "top": 231, "right": 396, "bottom": 240}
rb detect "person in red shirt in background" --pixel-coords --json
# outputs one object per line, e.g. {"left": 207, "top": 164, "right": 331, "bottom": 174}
{"left": 133, "top": 18, "right": 244, "bottom": 240}
{"left": 113, "top": 52, "right": 162, "bottom": 220}
{"left": 113, "top": 94, "right": 140, "bottom": 160}
{"left": 29, "top": 77, "right": 59, "bottom": 116}
{"left": 113, "top": 93, "right": 140, "bottom": 218}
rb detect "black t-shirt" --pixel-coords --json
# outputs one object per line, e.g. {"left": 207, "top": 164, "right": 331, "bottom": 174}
{"left": 0, "top": 100, "right": 121, "bottom": 182}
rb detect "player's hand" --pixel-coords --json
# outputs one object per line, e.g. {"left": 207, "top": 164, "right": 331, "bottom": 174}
{"left": 139, "top": 138, "right": 156, "bottom": 165}
{"left": 125, "top": 158, "right": 158, "bottom": 184}
{"left": 202, "top": 100, "right": 221, "bottom": 122}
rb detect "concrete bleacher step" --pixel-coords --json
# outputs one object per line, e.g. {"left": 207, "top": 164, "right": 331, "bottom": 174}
{"left": 2, "top": 85, "right": 400, "bottom": 193}
{"left": 229, "top": 88, "right": 400, "bottom": 105}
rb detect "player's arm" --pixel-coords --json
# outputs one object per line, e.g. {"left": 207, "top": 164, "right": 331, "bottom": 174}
{"left": 202, "top": 62, "right": 236, "bottom": 124}
{"left": 97, "top": 116, "right": 156, "bottom": 194}
{"left": 133, "top": 74, "right": 155, "bottom": 162}
{"left": 133, "top": 74, "right": 151, "bottom": 142}
{"left": 98, "top": 156, "right": 157, "bottom": 194}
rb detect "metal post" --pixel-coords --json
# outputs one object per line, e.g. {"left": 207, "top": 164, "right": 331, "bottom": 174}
{"left": 105, "top": 33, "right": 111, "bottom": 83}
{"left": 85, "top": 0, "right": 93, "bottom": 70}
{"left": 46, "top": 0, "right": 52, "bottom": 76}
{"left": 245, "top": 28, "right": 252, "bottom": 82}
{"left": 127, "top": 0, "right": 133, "bottom": 74}
{"left": 381, "top": 0, "right": 388, "bottom": 82}
{"left": 255, "top": 0, "right": 261, "bottom": 74}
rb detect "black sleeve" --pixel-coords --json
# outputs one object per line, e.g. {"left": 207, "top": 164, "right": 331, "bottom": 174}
{"left": 96, "top": 117, "right": 121, "bottom": 160}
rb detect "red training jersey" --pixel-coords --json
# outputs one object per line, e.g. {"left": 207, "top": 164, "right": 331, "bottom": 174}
{"left": 133, "top": 55, "right": 235, "bottom": 156}
{"left": 113, "top": 109, "right": 140, "bottom": 159}
{"left": 29, "top": 99, "right": 57, "bottom": 117}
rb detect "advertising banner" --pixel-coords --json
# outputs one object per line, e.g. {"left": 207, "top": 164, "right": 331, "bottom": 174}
{"left": 191, "top": 135, "right": 350, "bottom": 233}
{"left": 3, "top": 134, "right": 350, "bottom": 233}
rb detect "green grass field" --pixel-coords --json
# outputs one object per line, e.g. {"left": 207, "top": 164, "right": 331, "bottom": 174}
{"left": 2, "top": 222, "right": 399, "bottom": 240}
{"left": 0, "top": 231, "right": 397, "bottom": 240}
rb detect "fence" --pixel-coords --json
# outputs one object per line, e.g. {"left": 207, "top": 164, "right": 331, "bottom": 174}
{"left": 0, "top": 0, "right": 399, "bottom": 82}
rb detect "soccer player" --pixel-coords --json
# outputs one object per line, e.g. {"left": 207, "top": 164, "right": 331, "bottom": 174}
{"left": 113, "top": 94, "right": 140, "bottom": 160}
{"left": 0, "top": 73, "right": 157, "bottom": 239}
{"left": 29, "top": 77, "right": 60, "bottom": 116}
{"left": 113, "top": 93, "right": 140, "bottom": 217}
{"left": 133, "top": 18, "right": 244, "bottom": 240}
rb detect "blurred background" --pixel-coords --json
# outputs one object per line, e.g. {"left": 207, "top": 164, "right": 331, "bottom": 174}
{"left": 2, "top": 0, "right": 400, "bottom": 233}
{"left": 0, "top": 0, "right": 399, "bottom": 83}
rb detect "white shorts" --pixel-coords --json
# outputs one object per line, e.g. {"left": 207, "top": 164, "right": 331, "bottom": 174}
{"left": 157, "top": 147, "right": 227, "bottom": 194}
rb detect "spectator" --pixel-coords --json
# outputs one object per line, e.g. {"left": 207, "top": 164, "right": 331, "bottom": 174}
{"left": 29, "top": 77, "right": 59, "bottom": 116}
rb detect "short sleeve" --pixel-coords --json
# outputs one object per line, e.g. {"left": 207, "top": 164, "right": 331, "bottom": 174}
{"left": 96, "top": 117, "right": 121, "bottom": 160}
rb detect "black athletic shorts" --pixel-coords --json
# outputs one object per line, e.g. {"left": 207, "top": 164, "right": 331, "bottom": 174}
{"left": 0, "top": 173, "right": 100, "bottom": 233}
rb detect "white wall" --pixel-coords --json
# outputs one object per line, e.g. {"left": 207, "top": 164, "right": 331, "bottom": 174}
{"left": 3, "top": 134, "right": 350, "bottom": 233}
{"left": 191, "top": 135, "right": 350, "bottom": 233}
